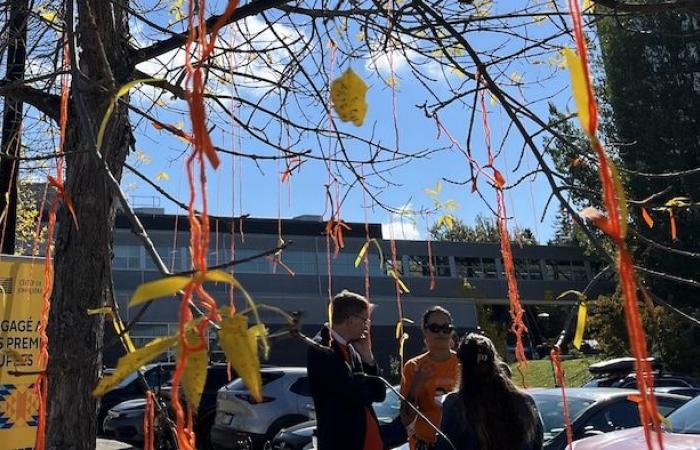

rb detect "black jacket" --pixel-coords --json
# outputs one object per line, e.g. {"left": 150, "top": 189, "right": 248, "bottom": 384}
{"left": 307, "top": 326, "right": 386, "bottom": 450}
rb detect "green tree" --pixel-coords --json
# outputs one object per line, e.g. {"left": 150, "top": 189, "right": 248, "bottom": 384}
{"left": 588, "top": 293, "right": 700, "bottom": 376}
{"left": 430, "top": 214, "right": 537, "bottom": 245}
{"left": 597, "top": 8, "right": 700, "bottom": 309}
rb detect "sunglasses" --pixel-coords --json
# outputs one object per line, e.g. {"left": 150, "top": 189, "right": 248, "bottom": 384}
{"left": 425, "top": 323, "right": 454, "bottom": 334}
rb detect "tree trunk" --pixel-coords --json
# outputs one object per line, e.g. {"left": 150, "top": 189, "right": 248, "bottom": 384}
{"left": 0, "top": 0, "right": 28, "bottom": 254}
{"left": 46, "top": 1, "right": 131, "bottom": 448}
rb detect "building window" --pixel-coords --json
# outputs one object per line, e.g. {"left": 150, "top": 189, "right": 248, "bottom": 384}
{"left": 482, "top": 258, "right": 498, "bottom": 278}
{"left": 544, "top": 260, "right": 585, "bottom": 281}
{"left": 282, "top": 251, "right": 317, "bottom": 275}
{"left": 455, "top": 257, "right": 484, "bottom": 278}
{"left": 407, "top": 256, "right": 451, "bottom": 278}
{"left": 514, "top": 259, "right": 528, "bottom": 279}
{"left": 527, "top": 259, "right": 543, "bottom": 280}
{"left": 234, "top": 249, "right": 270, "bottom": 273}
{"left": 114, "top": 245, "right": 142, "bottom": 270}
{"left": 407, "top": 256, "right": 429, "bottom": 277}
{"left": 130, "top": 323, "right": 177, "bottom": 361}
{"left": 571, "top": 261, "right": 588, "bottom": 281}
{"left": 385, "top": 257, "right": 403, "bottom": 277}
{"left": 145, "top": 247, "right": 180, "bottom": 271}
{"left": 352, "top": 254, "right": 383, "bottom": 277}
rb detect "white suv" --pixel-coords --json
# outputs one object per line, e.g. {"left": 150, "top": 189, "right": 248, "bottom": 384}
{"left": 211, "top": 367, "right": 314, "bottom": 450}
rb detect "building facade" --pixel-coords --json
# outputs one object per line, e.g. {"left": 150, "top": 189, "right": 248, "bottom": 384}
{"left": 108, "top": 211, "right": 611, "bottom": 373}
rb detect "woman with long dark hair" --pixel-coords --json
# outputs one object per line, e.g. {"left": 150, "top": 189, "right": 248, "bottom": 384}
{"left": 436, "top": 333, "right": 543, "bottom": 450}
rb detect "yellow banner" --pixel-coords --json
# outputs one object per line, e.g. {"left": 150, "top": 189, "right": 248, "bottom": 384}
{"left": 0, "top": 255, "right": 44, "bottom": 450}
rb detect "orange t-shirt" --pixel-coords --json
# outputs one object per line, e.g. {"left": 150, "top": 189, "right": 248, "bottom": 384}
{"left": 400, "top": 352, "right": 460, "bottom": 449}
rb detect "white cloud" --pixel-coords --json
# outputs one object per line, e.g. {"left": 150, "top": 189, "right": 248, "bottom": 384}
{"left": 382, "top": 205, "right": 421, "bottom": 240}
{"left": 365, "top": 48, "right": 412, "bottom": 74}
{"left": 134, "top": 16, "right": 307, "bottom": 98}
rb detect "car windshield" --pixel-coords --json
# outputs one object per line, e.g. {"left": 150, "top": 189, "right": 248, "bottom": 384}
{"left": 373, "top": 387, "right": 400, "bottom": 423}
{"left": 668, "top": 395, "right": 700, "bottom": 434}
{"left": 532, "top": 394, "right": 596, "bottom": 443}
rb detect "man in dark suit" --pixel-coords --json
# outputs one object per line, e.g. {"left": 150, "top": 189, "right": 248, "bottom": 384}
{"left": 307, "top": 290, "right": 386, "bottom": 450}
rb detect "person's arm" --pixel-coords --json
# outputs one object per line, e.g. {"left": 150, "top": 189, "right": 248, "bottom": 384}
{"left": 400, "top": 361, "right": 433, "bottom": 427}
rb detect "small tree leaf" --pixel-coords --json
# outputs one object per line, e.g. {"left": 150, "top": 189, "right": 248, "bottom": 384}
{"left": 178, "top": 331, "right": 208, "bottom": 410}
{"left": 219, "top": 315, "right": 263, "bottom": 402}
{"left": 563, "top": 48, "right": 594, "bottom": 136}
{"left": 130, "top": 276, "right": 192, "bottom": 306}
{"left": 93, "top": 334, "right": 178, "bottom": 396}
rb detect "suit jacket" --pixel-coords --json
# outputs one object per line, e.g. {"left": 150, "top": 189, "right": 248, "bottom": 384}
{"left": 307, "top": 326, "right": 387, "bottom": 450}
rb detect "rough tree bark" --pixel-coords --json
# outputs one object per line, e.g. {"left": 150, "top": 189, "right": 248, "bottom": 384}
{"left": 0, "top": 0, "right": 28, "bottom": 254}
{"left": 46, "top": 0, "right": 132, "bottom": 448}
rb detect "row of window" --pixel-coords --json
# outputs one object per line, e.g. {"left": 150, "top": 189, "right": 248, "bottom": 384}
{"left": 114, "top": 245, "right": 594, "bottom": 282}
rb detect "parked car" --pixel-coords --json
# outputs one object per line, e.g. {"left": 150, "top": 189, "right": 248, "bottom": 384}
{"left": 212, "top": 367, "right": 314, "bottom": 450}
{"left": 98, "top": 362, "right": 175, "bottom": 434}
{"left": 269, "top": 386, "right": 407, "bottom": 450}
{"left": 533, "top": 388, "right": 689, "bottom": 450}
{"left": 571, "top": 393, "right": 700, "bottom": 449}
{"left": 583, "top": 357, "right": 700, "bottom": 389}
{"left": 653, "top": 386, "right": 700, "bottom": 398}
{"left": 102, "top": 363, "right": 231, "bottom": 448}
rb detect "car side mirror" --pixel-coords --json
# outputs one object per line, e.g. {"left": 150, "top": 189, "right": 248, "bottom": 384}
{"left": 583, "top": 426, "right": 604, "bottom": 437}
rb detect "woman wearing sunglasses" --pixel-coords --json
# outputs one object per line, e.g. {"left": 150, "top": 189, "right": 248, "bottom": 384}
{"left": 400, "top": 306, "right": 461, "bottom": 450}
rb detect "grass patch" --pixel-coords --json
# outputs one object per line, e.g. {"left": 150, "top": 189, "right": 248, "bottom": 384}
{"left": 509, "top": 357, "right": 600, "bottom": 388}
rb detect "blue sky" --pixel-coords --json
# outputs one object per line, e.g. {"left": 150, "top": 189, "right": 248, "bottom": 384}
{"left": 121, "top": 1, "right": 582, "bottom": 243}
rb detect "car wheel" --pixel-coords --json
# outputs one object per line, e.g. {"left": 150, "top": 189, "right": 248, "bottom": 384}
{"left": 262, "top": 415, "right": 308, "bottom": 449}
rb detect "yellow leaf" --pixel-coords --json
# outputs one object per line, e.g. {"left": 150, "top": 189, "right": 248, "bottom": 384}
{"left": 87, "top": 306, "right": 137, "bottom": 352}
{"left": 563, "top": 49, "right": 594, "bottom": 136}
{"left": 178, "top": 331, "right": 208, "bottom": 410}
{"left": 93, "top": 334, "right": 178, "bottom": 396}
{"left": 532, "top": 15, "right": 546, "bottom": 25}
{"left": 41, "top": 10, "right": 57, "bottom": 23}
{"left": 489, "top": 93, "right": 499, "bottom": 105}
{"left": 155, "top": 171, "right": 170, "bottom": 181}
{"left": 355, "top": 31, "right": 366, "bottom": 41}
{"left": 443, "top": 199, "right": 458, "bottom": 211}
{"left": 510, "top": 72, "right": 523, "bottom": 84}
{"left": 443, "top": 214, "right": 455, "bottom": 230}
{"left": 389, "top": 269, "right": 410, "bottom": 293}
{"left": 354, "top": 241, "right": 370, "bottom": 268}
{"left": 608, "top": 159, "right": 628, "bottom": 238}
{"left": 219, "top": 315, "right": 263, "bottom": 402}
{"left": 424, "top": 180, "right": 441, "bottom": 197}
{"left": 659, "top": 413, "right": 672, "bottom": 430}
{"left": 665, "top": 197, "right": 691, "bottom": 208}
{"left": 573, "top": 301, "right": 588, "bottom": 350}
{"left": 203, "top": 271, "right": 268, "bottom": 356}
{"left": 330, "top": 69, "right": 368, "bottom": 127}
{"left": 97, "top": 79, "right": 159, "bottom": 152}
{"left": 130, "top": 276, "right": 192, "bottom": 306}
{"left": 450, "top": 67, "right": 465, "bottom": 79}
{"left": 583, "top": 0, "right": 593, "bottom": 9}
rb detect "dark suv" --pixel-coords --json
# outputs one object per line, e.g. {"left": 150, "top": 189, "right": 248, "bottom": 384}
{"left": 583, "top": 357, "right": 700, "bottom": 389}
{"left": 102, "top": 363, "right": 232, "bottom": 449}
{"left": 98, "top": 362, "right": 175, "bottom": 434}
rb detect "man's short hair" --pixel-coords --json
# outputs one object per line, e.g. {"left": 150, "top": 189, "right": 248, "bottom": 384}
{"left": 331, "top": 290, "right": 369, "bottom": 324}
